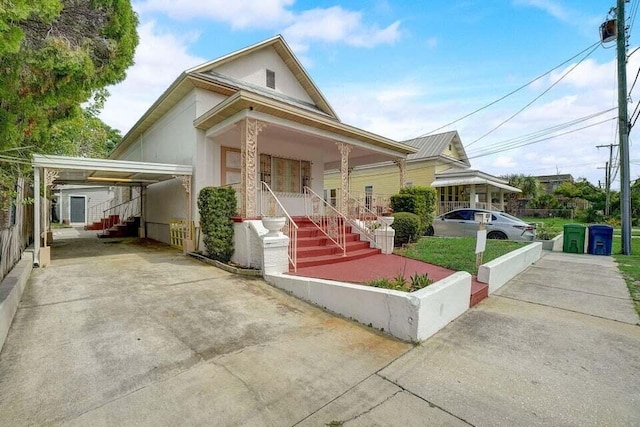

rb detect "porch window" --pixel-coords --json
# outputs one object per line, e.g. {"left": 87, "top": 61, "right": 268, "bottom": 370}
{"left": 260, "top": 154, "right": 311, "bottom": 193}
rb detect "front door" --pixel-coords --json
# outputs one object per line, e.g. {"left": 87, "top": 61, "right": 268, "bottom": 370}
{"left": 70, "top": 196, "right": 85, "bottom": 223}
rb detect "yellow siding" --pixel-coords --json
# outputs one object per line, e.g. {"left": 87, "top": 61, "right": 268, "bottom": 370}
{"left": 324, "top": 159, "right": 439, "bottom": 195}
{"left": 444, "top": 141, "right": 464, "bottom": 161}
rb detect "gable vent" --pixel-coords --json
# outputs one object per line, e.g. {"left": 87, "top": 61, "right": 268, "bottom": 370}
{"left": 266, "top": 69, "right": 275, "bottom": 89}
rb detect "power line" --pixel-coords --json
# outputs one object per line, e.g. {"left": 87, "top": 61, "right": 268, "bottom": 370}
{"left": 466, "top": 108, "right": 617, "bottom": 157}
{"left": 466, "top": 43, "right": 601, "bottom": 147}
{"left": 466, "top": 117, "right": 617, "bottom": 160}
{"left": 419, "top": 41, "right": 601, "bottom": 137}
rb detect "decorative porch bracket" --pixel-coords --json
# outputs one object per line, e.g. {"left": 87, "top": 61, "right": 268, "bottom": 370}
{"left": 394, "top": 158, "right": 407, "bottom": 189}
{"left": 241, "top": 118, "right": 266, "bottom": 218}
{"left": 336, "top": 142, "right": 352, "bottom": 215}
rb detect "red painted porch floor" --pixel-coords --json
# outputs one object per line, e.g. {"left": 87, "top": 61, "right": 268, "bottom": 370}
{"left": 289, "top": 254, "right": 488, "bottom": 306}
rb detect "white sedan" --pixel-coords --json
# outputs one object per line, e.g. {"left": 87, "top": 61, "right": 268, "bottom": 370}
{"left": 427, "top": 208, "right": 536, "bottom": 241}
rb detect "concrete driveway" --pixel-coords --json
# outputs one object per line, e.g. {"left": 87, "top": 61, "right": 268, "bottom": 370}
{"left": 0, "top": 230, "right": 411, "bottom": 425}
{"left": 3, "top": 233, "right": 640, "bottom": 426}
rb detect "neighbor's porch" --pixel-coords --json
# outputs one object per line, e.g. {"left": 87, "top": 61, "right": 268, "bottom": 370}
{"left": 431, "top": 169, "right": 522, "bottom": 214}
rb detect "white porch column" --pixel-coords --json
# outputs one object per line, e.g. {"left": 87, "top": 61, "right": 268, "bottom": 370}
{"left": 394, "top": 159, "right": 407, "bottom": 189}
{"left": 470, "top": 184, "right": 477, "bottom": 209}
{"left": 499, "top": 190, "right": 505, "bottom": 211}
{"left": 240, "top": 118, "right": 265, "bottom": 218}
{"left": 33, "top": 167, "right": 40, "bottom": 265}
{"left": 487, "top": 185, "right": 492, "bottom": 209}
{"left": 336, "top": 142, "right": 352, "bottom": 214}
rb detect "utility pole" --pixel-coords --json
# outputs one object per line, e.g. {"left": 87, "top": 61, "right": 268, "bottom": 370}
{"left": 597, "top": 161, "right": 609, "bottom": 211}
{"left": 617, "top": 0, "right": 632, "bottom": 255}
{"left": 596, "top": 143, "right": 618, "bottom": 216}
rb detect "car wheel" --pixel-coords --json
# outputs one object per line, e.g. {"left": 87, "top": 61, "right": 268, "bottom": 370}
{"left": 487, "top": 231, "right": 508, "bottom": 240}
{"left": 425, "top": 225, "right": 434, "bottom": 236}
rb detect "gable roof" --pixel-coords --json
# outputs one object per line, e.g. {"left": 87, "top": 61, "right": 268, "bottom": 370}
{"left": 111, "top": 35, "right": 339, "bottom": 159}
{"left": 187, "top": 35, "right": 338, "bottom": 119}
{"left": 401, "top": 131, "right": 470, "bottom": 167}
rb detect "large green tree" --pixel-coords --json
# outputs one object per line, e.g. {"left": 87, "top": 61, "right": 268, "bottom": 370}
{"left": 0, "top": 0, "right": 138, "bottom": 186}
{"left": 502, "top": 174, "right": 540, "bottom": 213}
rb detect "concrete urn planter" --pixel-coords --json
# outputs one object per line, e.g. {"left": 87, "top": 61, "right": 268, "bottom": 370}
{"left": 262, "top": 217, "right": 286, "bottom": 236}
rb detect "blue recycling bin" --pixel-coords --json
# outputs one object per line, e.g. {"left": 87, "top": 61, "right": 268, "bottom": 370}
{"left": 587, "top": 224, "right": 613, "bottom": 256}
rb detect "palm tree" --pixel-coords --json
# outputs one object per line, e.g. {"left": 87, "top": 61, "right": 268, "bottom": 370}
{"left": 502, "top": 174, "right": 540, "bottom": 213}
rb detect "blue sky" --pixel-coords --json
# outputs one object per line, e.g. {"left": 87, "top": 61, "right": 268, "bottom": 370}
{"left": 100, "top": 0, "right": 640, "bottom": 187}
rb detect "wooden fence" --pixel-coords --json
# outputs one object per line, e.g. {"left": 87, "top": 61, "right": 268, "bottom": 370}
{"left": 0, "top": 177, "right": 34, "bottom": 282}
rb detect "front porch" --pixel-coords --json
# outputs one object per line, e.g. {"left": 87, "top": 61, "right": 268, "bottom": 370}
{"left": 195, "top": 98, "right": 416, "bottom": 271}
{"left": 431, "top": 169, "right": 522, "bottom": 215}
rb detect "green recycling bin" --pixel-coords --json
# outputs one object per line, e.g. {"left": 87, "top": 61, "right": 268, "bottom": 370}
{"left": 563, "top": 224, "right": 586, "bottom": 254}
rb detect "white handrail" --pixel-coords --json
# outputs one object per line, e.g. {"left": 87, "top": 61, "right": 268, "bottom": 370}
{"left": 87, "top": 199, "right": 114, "bottom": 224}
{"left": 260, "top": 182, "right": 298, "bottom": 271}
{"left": 304, "top": 186, "right": 347, "bottom": 257}
{"left": 340, "top": 189, "right": 379, "bottom": 243}
{"left": 102, "top": 196, "right": 141, "bottom": 235}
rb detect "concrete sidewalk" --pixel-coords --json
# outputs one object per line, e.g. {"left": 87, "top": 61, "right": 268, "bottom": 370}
{"left": 299, "top": 252, "right": 640, "bottom": 426}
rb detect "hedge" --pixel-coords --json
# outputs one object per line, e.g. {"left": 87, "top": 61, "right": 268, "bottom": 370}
{"left": 390, "top": 186, "right": 436, "bottom": 235}
{"left": 198, "top": 186, "right": 236, "bottom": 262}
{"left": 391, "top": 212, "right": 421, "bottom": 246}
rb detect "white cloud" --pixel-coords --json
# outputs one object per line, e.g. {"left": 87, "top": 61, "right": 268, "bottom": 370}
{"left": 134, "top": 0, "right": 295, "bottom": 29}
{"left": 325, "top": 51, "right": 640, "bottom": 185}
{"left": 99, "top": 21, "right": 206, "bottom": 134}
{"left": 135, "top": 1, "right": 401, "bottom": 51}
{"left": 513, "top": 0, "right": 569, "bottom": 22}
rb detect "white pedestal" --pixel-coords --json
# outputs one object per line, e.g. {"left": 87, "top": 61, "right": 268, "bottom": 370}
{"left": 374, "top": 227, "right": 395, "bottom": 255}
{"left": 261, "top": 234, "right": 289, "bottom": 275}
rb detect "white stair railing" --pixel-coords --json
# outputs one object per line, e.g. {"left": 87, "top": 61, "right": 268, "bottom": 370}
{"left": 260, "top": 182, "right": 298, "bottom": 271}
{"left": 87, "top": 199, "right": 114, "bottom": 224}
{"left": 304, "top": 186, "right": 347, "bottom": 257}
{"left": 101, "top": 196, "right": 142, "bottom": 235}
{"left": 340, "top": 189, "right": 379, "bottom": 243}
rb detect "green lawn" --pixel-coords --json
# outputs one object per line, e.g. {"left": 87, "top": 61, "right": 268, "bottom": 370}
{"left": 396, "top": 237, "right": 528, "bottom": 276}
{"left": 522, "top": 216, "right": 584, "bottom": 235}
{"left": 612, "top": 236, "right": 640, "bottom": 316}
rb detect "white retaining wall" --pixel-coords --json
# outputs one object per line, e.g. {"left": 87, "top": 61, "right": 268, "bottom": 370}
{"left": 477, "top": 242, "right": 543, "bottom": 294}
{"left": 265, "top": 271, "right": 471, "bottom": 342}
{"left": 0, "top": 250, "right": 33, "bottom": 352}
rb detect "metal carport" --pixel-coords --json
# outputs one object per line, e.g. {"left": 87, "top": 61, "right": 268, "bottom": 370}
{"left": 32, "top": 154, "right": 193, "bottom": 266}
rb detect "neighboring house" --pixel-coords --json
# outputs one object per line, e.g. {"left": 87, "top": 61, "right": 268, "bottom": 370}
{"left": 102, "top": 35, "right": 414, "bottom": 261}
{"left": 54, "top": 185, "right": 116, "bottom": 226}
{"left": 535, "top": 174, "right": 574, "bottom": 194}
{"left": 325, "top": 131, "right": 521, "bottom": 214}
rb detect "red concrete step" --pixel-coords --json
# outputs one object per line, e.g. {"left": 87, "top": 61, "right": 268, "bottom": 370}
{"left": 297, "top": 233, "right": 359, "bottom": 248}
{"left": 297, "top": 240, "right": 371, "bottom": 258}
{"left": 296, "top": 247, "right": 381, "bottom": 269}
{"left": 470, "top": 278, "right": 489, "bottom": 307}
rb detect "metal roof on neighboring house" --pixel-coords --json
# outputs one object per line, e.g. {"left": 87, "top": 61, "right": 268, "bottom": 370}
{"left": 534, "top": 174, "right": 574, "bottom": 182}
{"left": 401, "top": 131, "right": 470, "bottom": 166}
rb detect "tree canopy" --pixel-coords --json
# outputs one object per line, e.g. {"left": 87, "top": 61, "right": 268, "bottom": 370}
{"left": 503, "top": 174, "right": 540, "bottom": 199}
{"left": 0, "top": 0, "right": 138, "bottom": 187}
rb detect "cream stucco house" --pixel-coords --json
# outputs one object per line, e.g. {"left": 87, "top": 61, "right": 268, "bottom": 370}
{"left": 94, "top": 35, "right": 414, "bottom": 269}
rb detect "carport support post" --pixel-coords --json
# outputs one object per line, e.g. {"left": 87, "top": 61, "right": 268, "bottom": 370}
{"left": 177, "top": 175, "right": 194, "bottom": 253}
{"left": 34, "top": 167, "right": 40, "bottom": 266}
